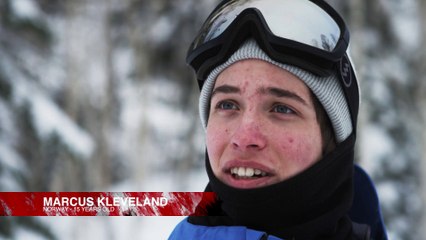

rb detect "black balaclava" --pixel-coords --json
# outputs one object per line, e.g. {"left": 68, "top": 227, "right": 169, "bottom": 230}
{"left": 190, "top": 134, "right": 355, "bottom": 239}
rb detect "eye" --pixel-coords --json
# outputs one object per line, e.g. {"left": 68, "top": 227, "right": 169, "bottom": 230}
{"left": 271, "top": 104, "right": 295, "bottom": 114}
{"left": 216, "top": 100, "right": 239, "bottom": 110}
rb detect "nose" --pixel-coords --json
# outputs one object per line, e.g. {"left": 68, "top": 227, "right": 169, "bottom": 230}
{"left": 231, "top": 114, "right": 267, "bottom": 151}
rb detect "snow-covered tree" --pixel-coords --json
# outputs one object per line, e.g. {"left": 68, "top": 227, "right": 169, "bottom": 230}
{"left": 1, "top": 0, "right": 424, "bottom": 239}
{"left": 331, "top": 0, "right": 425, "bottom": 239}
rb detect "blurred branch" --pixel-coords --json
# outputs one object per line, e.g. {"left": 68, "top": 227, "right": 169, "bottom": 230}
{"left": 418, "top": 0, "right": 426, "bottom": 236}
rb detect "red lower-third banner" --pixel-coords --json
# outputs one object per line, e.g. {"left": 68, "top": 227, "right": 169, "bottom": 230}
{"left": 0, "top": 192, "right": 217, "bottom": 216}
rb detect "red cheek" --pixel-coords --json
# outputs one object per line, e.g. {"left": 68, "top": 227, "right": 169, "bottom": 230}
{"left": 280, "top": 137, "right": 294, "bottom": 151}
{"left": 282, "top": 137, "right": 308, "bottom": 159}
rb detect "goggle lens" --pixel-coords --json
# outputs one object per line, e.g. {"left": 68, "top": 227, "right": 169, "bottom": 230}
{"left": 192, "top": 0, "right": 342, "bottom": 53}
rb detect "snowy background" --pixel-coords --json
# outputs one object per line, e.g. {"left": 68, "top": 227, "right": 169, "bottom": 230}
{"left": 0, "top": 0, "right": 425, "bottom": 239}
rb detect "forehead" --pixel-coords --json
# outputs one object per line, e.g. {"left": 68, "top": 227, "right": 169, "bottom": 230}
{"left": 215, "top": 59, "right": 311, "bottom": 96}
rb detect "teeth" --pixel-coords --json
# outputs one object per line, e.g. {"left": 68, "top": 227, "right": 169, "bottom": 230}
{"left": 245, "top": 168, "right": 254, "bottom": 177}
{"left": 230, "top": 167, "right": 267, "bottom": 178}
{"left": 238, "top": 167, "right": 245, "bottom": 177}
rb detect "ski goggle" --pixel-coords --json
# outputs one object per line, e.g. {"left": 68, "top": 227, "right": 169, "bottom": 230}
{"left": 187, "top": 0, "right": 352, "bottom": 88}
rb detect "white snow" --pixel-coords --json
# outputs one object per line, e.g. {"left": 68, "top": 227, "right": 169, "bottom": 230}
{"left": 0, "top": 13, "right": 96, "bottom": 160}
{"left": 359, "top": 124, "right": 394, "bottom": 174}
{"left": 108, "top": 165, "right": 208, "bottom": 206}
{"left": 117, "top": 71, "right": 191, "bottom": 168}
{"left": 119, "top": 83, "right": 144, "bottom": 133}
{"left": 142, "top": 79, "right": 191, "bottom": 136}
{"left": 378, "top": 56, "right": 410, "bottom": 85}
{"left": 146, "top": 103, "right": 191, "bottom": 136}
{"left": 0, "top": 100, "right": 16, "bottom": 145}
{"left": 15, "top": 227, "right": 48, "bottom": 240}
{"left": 0, "top": 143, "right": 26, "bottom": 174}
{"left": 29, "top": 92, "right": 95, "bottom": 159}
{"left": 0, "top": 170, "right": 24, "bottom": 191}
{"left": 376, "top": 181, "right": 399, "bottom": 210}
{"left": 10, "top": 0, "right": 40, "bottom": 19}
{"left": 379, "top": 0, "right": 421, "bottom": 50}
{"left": 148, "top": 16, "right": 176, "bottom": 43}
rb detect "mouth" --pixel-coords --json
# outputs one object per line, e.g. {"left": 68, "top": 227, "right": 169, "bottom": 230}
{"left": 230, "top": 167, "right": 269, "bottom": 179}
{"left": 222, "top": 163, "right": 275, "bottom": 189}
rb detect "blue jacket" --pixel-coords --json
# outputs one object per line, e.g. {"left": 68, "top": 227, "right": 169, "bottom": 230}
{"left": 169, "top": 219, "right": 283, "bottom": 240}
{"left": 169, "top": 166, "right": 388, "bottom": 240}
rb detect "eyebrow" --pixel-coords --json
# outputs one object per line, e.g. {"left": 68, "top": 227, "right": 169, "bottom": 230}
{"left": 264, "top": 87, "right": 308, "bottom": 106}
{"left": 211, "top": 84, "right": 308, "bottom": 106}
{"left": 211, "top": 85, "right": 240, "bottom": 97}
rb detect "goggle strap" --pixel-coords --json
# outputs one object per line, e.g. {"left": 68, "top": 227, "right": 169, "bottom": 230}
{"left": 338, "top": 54, "right": 359, "bottom": 132}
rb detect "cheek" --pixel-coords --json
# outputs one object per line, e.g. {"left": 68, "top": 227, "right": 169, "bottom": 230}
{"left": 206, "top": 125, "right": 225, "bottom": 151}
{"left": 279, "top": 131, "right": 322, "bottom": 168}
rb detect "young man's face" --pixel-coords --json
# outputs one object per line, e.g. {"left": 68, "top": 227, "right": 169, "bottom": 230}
{"left": 206, "top": 59, "right": 323, "bottom": 189}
